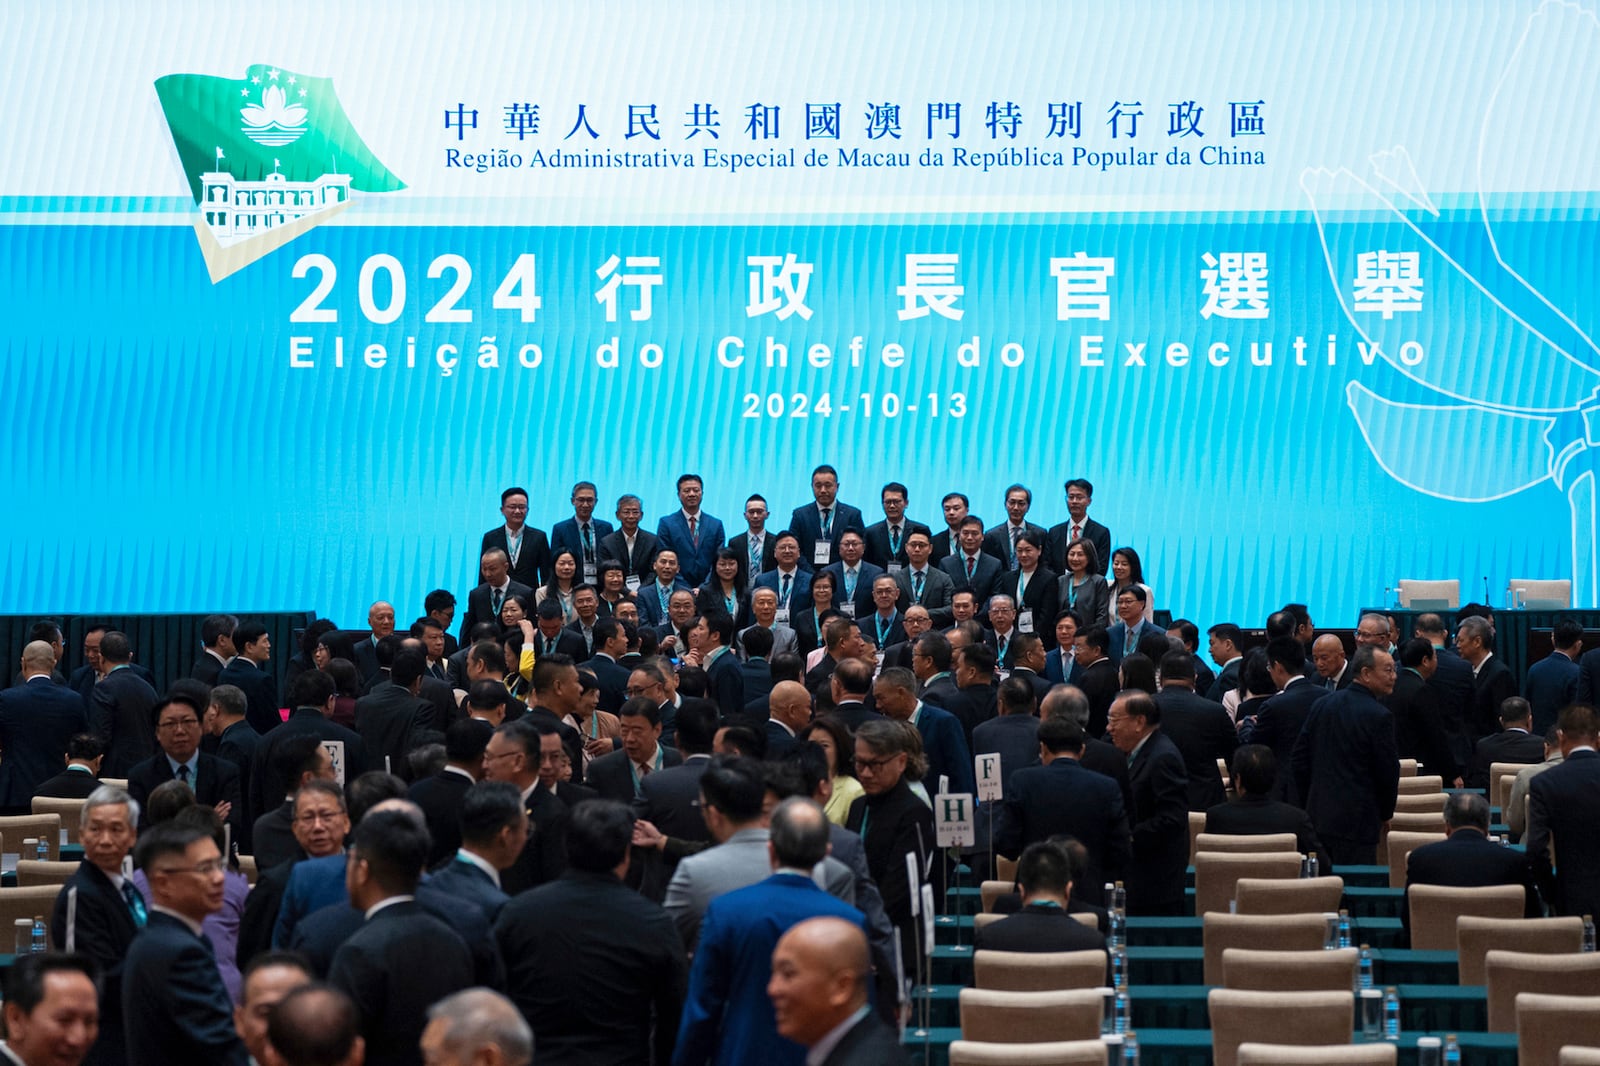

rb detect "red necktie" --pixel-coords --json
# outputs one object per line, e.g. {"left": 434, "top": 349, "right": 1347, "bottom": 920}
{"left": 966, "top": 556, "right": 976, "bottom": 579}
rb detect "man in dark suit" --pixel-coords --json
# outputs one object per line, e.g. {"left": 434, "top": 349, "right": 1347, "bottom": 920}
{"left": 521, "top": 653, "right": 588, "bottom": 780}
{"left": 821, "top": 531, "right": 884, "bottom": 621}
{"left": 189, "top": 613, "right": 237, "bottom": 685}
{"left": 875, "top": 668, "right": 975, "bottom": 794}
{"left": 1416, "top": 614, "right": 1477, "bottom": 768}
{"left": 587, "top": 699, "right": 683, "bottom": 803}
{"left": 980, "top": 484, "right": 1048, "bottom": 573}
{"left": 1204, "top": 745, "right": 1331, "bottom": 873}
{"left": 996, "top": 716, "right": 1130, "bottom": 900}
{"left": 1107, "top": 691, "right": 1190, "bottom": 915}
{"left": 939, "top": 643, "right": 999, "bottom": 748}
{"left": 656, "top": 474, "right": 725, "bottom": 589}
{"left": 33, "top": 733, "right": 104, "bottom": 800}
{"left": 422, "top": 780, "right": 524, "bottom": 928}
{"left": 972, "top": 675, "right": 1042, "bottom": 792}
{"left": 1072, "top": 626, "right": 1120, "bottom": 738}
{"left": 236, "top": 779, "right": 349, "bottom": 970}
{"left": 328, "top": 809, "right": 475, "bottom": 1066}
{"left": 1107, "top": 587, "right": 1164, "bottom": 666}
{"left": 629, "top": 700, "right": 717, "bottom": 900}
{"left": 1290, "top": 646, "right": 1401, "bottom": 866}
{"left": 977, "top": 839, "right": 1109, "bottom": 953}
{"left": 202, "top": 685, "right": 260, "bottom": 834}
{"left": 894, "top": 531, "right": 956, "bottom": 629}
{"left": 1251, "top": 638, "right": 1326, "bottom": 803}
{"left": 480, "top": 486, "right": 550, "bottom": 590}
{"left": 1206, "top": 624, "right": 1248, "bottom": 703}
{"left": 1458, "top": 615, "right": 1518, "bottom": 743}
{"left": 1153, "top": 652, "right": 1238, "bottom": 810}
{"left": 1467, "top": 696, "right": 1547, "bottom": 789}
{"left": 728, "top": 494, "right": 778, "bottom": 590}
{"left": 460, "top": 548, "right": 534, "bottom": 646}
{"left": 495, "top": 799, "right": 688, "bottom": 1064}
{"left": 1404, "top": 792, "right": 1538, "bottom": 932}
{"left": 475, "top": 721, "right": 566, "bottom": 896}
{"left": 1045, "top": 478, "right": 1112, "bottom": 576}
{"left": 409, "top": 719, "right": 490, "bottom": 867}
{"left": 127, "top": 698, "right": 242, "bottom": 839}
{"left": 249, "top": 670, "right": 367, "bottom": 831}
{"left": 765, "top": 681, "right": 810, "bottom": 762}
{"left": 1527, "top": 703, "right": 1600, "bottom": 917}
{"left": 217, "top": 623, "right": 281, "bottom": 737}
{"left": 1040, "top": 686, "right": 1133, "bottom": 815}
{"left": 788, "top": 465, "right": 867, "bottom": 571}
{"left": 635, "top": 551, "right": 694, "bottom": 631}
{"left": 1529, "top": 619, "right": 1583, "bottom": 736}
{"left": 350, "top": 603, "right": 399, "bottom": 687}
{"left": 354, "top": 651, "right": 431, "bottom": 777}
{"left": 769, "top": 916, "right": 906, "bottom": 1066}
{"left": 583, "top": 619, "right": 634, "bottom": 715}
{"left": 89, "top": 632, "right": 159, "bottom": 778}
{"left": 737, "top": 627, "right": 777, "bottom": 712}
{"left": 52, "top": 785, "right": 142, "bottom": 1066}
{"left": 548, "top": 480, "right": 614, "bottom": 584}
{"left": 691, "top": 611, "right": 746, "bottom": 721}
{"left": 940, "top": 516, "right": 1004, "bottom": 607}
{"left": 928, "top": 492, "right": 971, "bottom": 561}
{"left": 123, "top": 823, "right": 248, "bottom": 1065}
{"left": 598, "top": 493, "right": 659, "bottom": 584}
{"left": 2, "top": 955, "right": 108, "bottom": 1066}
{"left": 1386, "top": 639, "right": 1463, "bottom": 789}
{"left": 861, "top": 482, "right": 932, "bottom": 572}
{"left": 0, "top": 642, "right": 88, "bottom": 810}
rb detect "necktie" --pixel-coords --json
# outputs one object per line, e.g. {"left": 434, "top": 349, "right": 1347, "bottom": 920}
{"left": 1072, "top": 523, "right": 1082, "bottom": 541}
{"left": 1009, "top": 527, "right": 1020, "bottom": 569}
{"left": 966, "top": 555, "right": 977, "bottom": 580}
{"left": 638, "top": 760, "right": 652, "bottom": 778}
{"left": 890, "top": 525, "right": 902, "bottom": 555}
{"left": 581, "top": 523, "right": 594, "bottom": 561}
{"left": 122, "top": 882, "right": 147, "bottom": 927}
{"left": 750, "top": 537, "right": 761, "bottom": 575}
{"left": 545, "top": 637, "right": 556, "bottom": 656}
{"left": 845, "top": 568, "right": 857, "bottom": 600}
{"left": 780, "top": 573, "right": 792, "bottom": 602}
{"left": 999, "top": 636, "right": 1009, "bottom": 661}
{"left": 821, "top": 508, "right": 832, "bottom": 538}
{"left": 176, "top": 764, "right": 190, "bottom": 784}
{"left": 913, "top": 571, "right": 924, "bottom": 599}
{"left": 492, "top": 587, "right": 503, "bottom": 614}
{"left": 689, "top": 514, "right": 699, "bottom": 547}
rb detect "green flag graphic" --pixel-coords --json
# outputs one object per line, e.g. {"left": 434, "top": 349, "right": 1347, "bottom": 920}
{"left": 155, "top": 63, "right": 405, "bottom": 203}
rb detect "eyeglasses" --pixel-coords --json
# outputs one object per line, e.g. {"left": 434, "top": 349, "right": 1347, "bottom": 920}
{"left": 156, "top": 858, "right": 227, "bottom": 877}
{"left": 483, "top": 749, "right": 521, "bottom": 763}
{"left": 158, "top": 718, "right": 199, "bottom": 731}
{"left": 294, "top": 811, "right": 345, "bottom": 826}
{"left": 855, "top": 754, "right": 902, "bottom": 773}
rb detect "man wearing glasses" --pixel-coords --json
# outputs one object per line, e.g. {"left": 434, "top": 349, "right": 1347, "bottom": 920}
{"left": 123, "top": 823, "right": 247, "bottom": 1064}
{"left": 126, "top": 698, "right": 241, "bottom": 840}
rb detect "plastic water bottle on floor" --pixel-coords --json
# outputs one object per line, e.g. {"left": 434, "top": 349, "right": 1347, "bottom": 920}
{"left": 1382, "top": 986, "right": 1400, "bottom": 1041}
{"left": 1358, "top": 943, "right": 1373, "bottom": 990}
{"left": 1443, "top": 1033, "right": 1461, "bottom": 1065}
{"left": 29, "top": 916, "right": 45, "bottom": 954}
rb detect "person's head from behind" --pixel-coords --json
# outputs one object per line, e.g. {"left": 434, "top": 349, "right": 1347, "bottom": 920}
{"left": 1016, "top": 840, "right": 1074, "bottom": 902}
{"left": 344, "top": 807, "right": 430, "bottom": 910}
{"left": 1443, "top": 791, "right": 1491, "bottom": 836}
{"left": 768, "top": 917, "right": 872, "bottom": 1046}
{"left": 263, "top": 984, "right": 363, "bottom": 1066}
{"left": 419, "top": 988, "right": 533, "bottom": 1066}
{"left": 699, "top": 756, "right": 767, "bottom": 841}
{"left": 767, "top": 796, "right": 831, "bottom": 872}
{"left": 565, "top": 800, "right": 635, "bottom": 880}
{"left": 459, "top": 781, "right": 529, "bottom": 872}
{"left": 1231, "top": 744, "right": 1277, "bottom": 797}
{"left": 2, "top": 953, "right": 100, "bottom": 1066}
{"left": 235, "top": 952, "right": 312, "bottom": 1066}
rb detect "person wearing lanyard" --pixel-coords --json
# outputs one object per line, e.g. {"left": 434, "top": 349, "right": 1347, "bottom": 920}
{"left": 795, "top": 571, "right": 837, "bottom": 658}
{"left": 845, "top": 719, "right": 935, "bottom": 981}
{"left": 696, "top": 549, "right": 747, "bottom": 628}
{"left": 1057, "top": 539, "right": 1110, "bottom": 634}
{"left": 867, "top": 576, "right": 906, "bottom": 651}
{"left": 480, "top": 486, "right": 549, "bottom": 591}
{"left": 752, "top": 534, "right": 811, "bottom": 626}
{"left": 583, "top": 698, "right": 683, "bottom": 805}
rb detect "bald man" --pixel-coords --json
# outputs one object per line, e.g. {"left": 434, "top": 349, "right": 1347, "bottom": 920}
{"left": 767, "top": 681, "right": 812, "bottom": 761}
{"left": 263, "top": 985, "right": 364, "bottom": 1066}
{"left": 768, "top": 917, "right": 906, "bottom": 1066}
{"left": 1312, "top": 634, "right": 1352, "bottom": 691}
{"left": 0, "top": 640, "right": 89, "bottom": 810}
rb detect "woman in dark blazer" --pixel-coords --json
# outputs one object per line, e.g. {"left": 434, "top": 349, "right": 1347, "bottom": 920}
{"left": 996, "top": 531, "right": 1059, "bottom": 648}
{"left": 695, "top": 548, "right": 748, "bottom": 627}
{"left": 793, "top": 571, "right": 838, "bottom": 657}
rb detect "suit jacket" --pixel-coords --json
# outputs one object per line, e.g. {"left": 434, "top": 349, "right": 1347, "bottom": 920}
{"left": 127, "top": 752, "right": 241, "bottom": 839}
{"left": 189, "top": 650, "right": 228, "bottom": 686}
{"left": 500, "top": 783, "right": 572, "bottom": 896}
{"left": 529, "top": 627, "right": 589, "bottom": 662}
{"left": 636, "top": 577, "right": 694, "bottom": 629}
{"left": 1153, "top": 687, "right": 1238, "bottom": 810}
{"left": 1429, "top": 647, "right": 1479, "bottom": 766}
{"left": 1466, "top": 728, "right": 1546, "bottom": 790}
{"left": 1403, "top": 830, "right": 1539, "bottom": 929}
{"left": 997, "top": 757, "right": 1131, "bottom": 898}
{"left": 32, "top": 765, "right": 101, "bottom": 799}
{"left": 632, "top": 755, "right": 713, "bottom": 900}
{"left": 1206, "top": 657, "right": 1244, "bottom": 704}
{"left": 830, "top": 700, "right": 882, "bottom": 734}
{"left": 0, "top": 677, "right": 88, "bottom": 807}
{"left": 425, "top": 855, "right": 510, "bottom": 924}
{"left": 1526, "top": 650, "right": 1580, "bottom": 735}
{"left": 656, "top": 511, "right": 725, "bottom": 588}
{"left": 587, "top": 745, "right": 685, "bottom": 804}
{"left": 123, "top": 911, "right": 247, "bottom": 1066}
{"left": 1125, "top": 730, "right": 1190, "bottom": 912}
{"left": 251, "top": 802, "right": 301, "bottom": 872}
{"left": 981, "top": 520, "right": 1048, "bottom": 570}
{"left": 861, "top": 611, "right": 907, "bottom": 652}
{"left": 584, "top": 652, "right": 634, "bottom": 715}
{"left": 461, "top": 580, "right": 534, "bottom": 645}
{"left": 862, "top": 519, "right": 932, "bottom": 571}
{"left": 664, "top": 828, "right": 854, "bottom": 951}
{"left": 1291, "top": 683, "right": 1400, "bottom": 846}
{"left": 1385, "top": 668, "right": 1462, "bottom": 787}
{"left": 1078, "top": 658, "right": 1120, "bottom": 738}
{"left": 1252, "top": 678, "right": 1326, "bottom": 803}
{"left": 1046, "top": 517, "right": 1112, "bottom": 576}
{"left": 599, "top": 528, "right": 660, "bottom": 581}
{"left": 482, "top": 524, "right": 550, "bottom": 591}
{"left": 1057, "top": 574, "right": 1111, "bottom": 632}
{"left": 248, "top": 708, "right": 367, "bottom": 819}
{"left": 91, "top": 667, "right": 159, "bottom": 777}
{"left": 765, "top": 720, "right": 798, "bottom": 759}
{"left": 751, "top": 568, "right": 813, "bottom": 618}
{"left": 976, "top": 902, "right": 1109, "bottom": 954}
{"left": 998, "top": 567, "right": 1061, "bottom": 646}
{"left": 738, "top": 657, "right": 775, "bottom": 708}
{"left": 216, "top": 657, "right": 280, "bottom": 736}
{"left": 846, "top": 778, "right": 934, "bottom": 972}
{"left": 822, "top": 560, "right": 886, "bottom": 619}
{"left": 893, "top": 565, "right": 955, "bottom": 626}
{"left": 1043, "top": 648, "right": 1082, "bottom": 686}
{"left": 495, "top": 869, "right": 688, "bottom": 1066}
{"left": 676, "top": 873, "right": 867, "bottom": 1066}
{"left": 914, "top": 702, "right": 976, "bottom": 794}
{"left": 410, "top": 767, "right": 476, "bottom": 867}
{"left": 727, "top": 530, "right": 777, "bottom": 589}
{"left": 354, "top": 682, "right": 430, "bottom": 776}
{"left": 787, "top": 501, "right": 867, "bottom": 569}
{"left": 938, "top": 682, "right": 997, "bottom": 749}
{"left": 971, "top": 712, "right": 1040, "bottom": 792}
{"left": 1204, "top": 795, "right": 1331, "bottom": 873}
{"left": 1081, "top": 737, "right": 1135, "bottom": 815}
{"left": 1107, "top": 619, "right": 1166, "bottom": 667}
{"left": 817, "top": 1010, "right": 908, "bottom": 1066}
{"left": 1470, "top": 655, "right": 1518, "bottom": 741}
{"left": 328, "top": 900, "right": 475, "bottom": 1066}
{"left": 214, "top": 720, "right": 260, "bottom": 825}
{"left": 54, "top": 860, "right": 142, "bottom": 1066}
{"left": 703, "top": 648, "right": 747, "bottom": 721}
{"left": 939, "top": 551, "right": 1003, "bottom": 606}
{"left": 1527, "top": 748, "right": 1600, "bottom": 917}
{"left": 551, "top": 516, "right": 616, "bottom": 572}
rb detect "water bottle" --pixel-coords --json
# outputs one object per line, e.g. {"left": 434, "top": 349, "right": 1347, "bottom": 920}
{"left": 1323, "top": 911, "right": 1340, "bottom": 950}
{"left": 1113, "top": 880, "right": 1127, "bottom": 917}
{"left": 1358, "top": 944, "right": 1373, "bottom": 990}
{"left": 34, "top": 836, "right": 47, "bottom": 862}
{"left": 1337, "top": 909, "right": 1352, "bottom": 949}
{"left": 1307, "top": 852, "right": 1318, "bottom": 878}
{"left": 1109, "top": 907, "right": 1125, "bottom": 949}
{"left": 13, "top": 919, "right": 30, "bottom": 955}
{"left": 1103, "top": 1034, "right": 1123, "bottom": 1064}
{"left": 1096, "top": 986, "right": 1114, "bottom": 1034}
{"left": 1443, "top": 1033, "right": 1461, "bottom": 1065}
{"left": 29, "top": 916, "right": 45, "bottom": 954}
{"left": 1382, "top": 986, "right": 1400, "bottom": 1041}
{"left": 1416, "top": 1036, "right": 1442, "bottom": 1066}
{"left": 1110, "top": 945, "right": 1128, "bottom": 990}
{"left": 1113, "top": 988, "right": 1129, "bottom": 1033}
{"left": 1584, "top": 914, "right": 1596, "bottom": 953}
{"left": 1105, "top": 881, "right": 1116, "bottom": 911}
{"left": 1122, "top": 1030, "right": 1140, "bottom": 1064}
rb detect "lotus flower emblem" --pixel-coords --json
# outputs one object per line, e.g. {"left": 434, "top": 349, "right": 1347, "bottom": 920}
{"left": 241, "top": 84, "right": 307, "bottom": 146}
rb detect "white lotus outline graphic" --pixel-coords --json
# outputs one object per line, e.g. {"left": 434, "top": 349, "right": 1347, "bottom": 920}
{"left": 241, "top": 83, "right": 308, "bottom": 147}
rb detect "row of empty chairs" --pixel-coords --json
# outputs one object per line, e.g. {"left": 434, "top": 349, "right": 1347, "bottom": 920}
{"left": 1394, "top": 578, "right": 1571, "bottom": 608}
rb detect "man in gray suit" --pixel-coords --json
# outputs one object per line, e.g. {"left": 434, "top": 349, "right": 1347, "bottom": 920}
{"left": 663, "top": 756, "right": 852, "bottom": 950}
{"left": 738, "top": 587, "right": 800, "bottom": 660}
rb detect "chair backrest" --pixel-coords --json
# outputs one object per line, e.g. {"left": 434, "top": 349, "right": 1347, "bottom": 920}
{"left": 1408, "top": 884, "right": 1526, "bottom": 951}
{"left": 1398, "top": 579, "right": 1460, "bottom": 609}
{"left": 1193, "top": 833, "right": 1299, "bottom": 855}
{"left": 0, "top": 815, "right": 62, "bottom": 860}
{"left": 1398, "top": 758, "right": 1418, "bottom": 778}
{"left": 1238, "top": 1044, "right": 1397, "bottom": 1065}
{"left": 29, "top": 797, "right": 85, "bottom": 843}
{"left": 0, "top": 886, "right": 61, "bottom": 947}
{"left": 1457, "top": 915, "right": 1584, "bottom": 985}
{"left": 1392, "top": 792, "right": 1449, "bottom": 814}
{"left": 1496, "top": 773, "right": 1521, "bottom": 817}
{"left": 1508, "top": 579, "right": 1572, "bottom": 609}
{"left": 1193, "top": 851, "right": 1302, "bottom": 917}
{"left": 980, "top": 880, "right": 1019, "bottom": 914}
{"left": 958, "top": 989, "right": 1102, "bottom": 1044}
{"left": 995, "top": 856, "right": 1018, "bottom": 884}
{"left": 1516, "top": 993, "right": 1600, "bottom": 1066}
{"left": 100, "top": 778, "right": 128, "bottom": 791}
{"left": 1233, "top": 876, "right": 1345, "bottom": 916}
{"left": 974, "top": 912, "right": 1097, "bottom": 932}
{"left": 1386, "top": 811, "right": 1448, "bottom": 837}
{"left": 974, "top": 949, "right": 1107, "bottom": 992}
{"left": 1488, "top": 760, "right": 1533, "bottom": 811}
{"left": 1208, "top": 989, "right": 1355, "bottom": 1066}
{"left": 237, "top": 854, "right": 259, "bottom": 887}
{"left": 1559, "top": 1048, "right": 1600, "bottom": 1066}
{"left": 1396, "top": 775, "right": 1445, "bottom": 795}
{"left": 1188, "top": 810, "right": 1206, "bottom": 864}
{"left": 1386, "top": 831, "right": 1446, "bottom": 889}
{"left": 1222, "top": 947, "right": 1358, "bottom": 991}
{"left": 13, "top": 860, "right": 79, "bottom": 888}
{"left": 1486, "top": 951, "right": 1600, "bottom": 1031}
{"left": 1201, "top": 912, "right": 1328, "bottom": 987}
{"left": 949, "top": 1040, "right": 1111, "bottom": 1065}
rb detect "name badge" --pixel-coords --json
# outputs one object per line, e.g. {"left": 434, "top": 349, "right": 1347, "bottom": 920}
{"left": 887, "top": 562, "right": 905, "bottom": 576}
{"left": 775, "top": 607, "right": 791, "bottom": 626}
{"left": 583, "top": 562, "right": 598, "bottom": 582}
{"left": 813, "top": 540, "right": 831, "bottom": 565}
{"left": 996, "top": 668, "right": 1012, "bottom": 682}
{"left": 625, "top": 575, "right": 642, "bottom": 593}
{"left": 840, "top": 601, "right": 857, "bottom": 619}
{"left": 1018, "top": 609, "right": 1035, "bottom": 633}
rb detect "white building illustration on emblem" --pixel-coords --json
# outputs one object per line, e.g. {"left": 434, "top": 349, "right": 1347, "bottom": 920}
{"left": 199, "top": 161, "right": 352, "bottom": 241}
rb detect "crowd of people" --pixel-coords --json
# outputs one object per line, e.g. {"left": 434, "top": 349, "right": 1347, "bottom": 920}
{"left": 0, "top": 468, "right": 1594, "bottom": 1065}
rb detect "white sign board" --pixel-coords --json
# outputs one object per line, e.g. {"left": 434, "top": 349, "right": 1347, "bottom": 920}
{"left": 935, "top": 792, "right": 976, "bottom": 848}
{"left": 975, "top": 753, "right": 1003, "bottom": 801}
